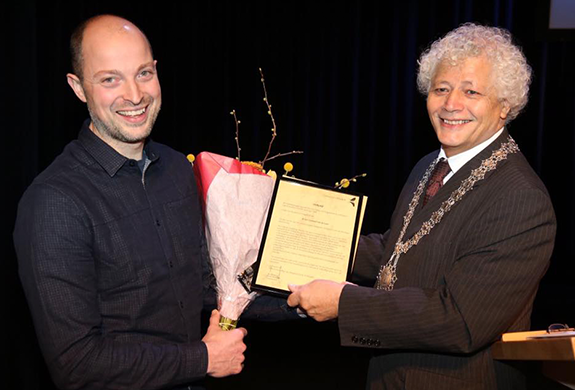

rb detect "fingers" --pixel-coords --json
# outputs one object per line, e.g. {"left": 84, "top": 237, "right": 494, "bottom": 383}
{"left": 236, "top": 326, "right": 248, "bottom": 338}
{"left": 287, "top": 284, "right": 301, "bottom": 307}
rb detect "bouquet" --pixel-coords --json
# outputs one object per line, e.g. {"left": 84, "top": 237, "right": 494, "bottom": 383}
{"left": 190, "top": 69, "right": 303, "bottom": 329}
{"left": 193, "top": 152, "right": 276, "bottom": 330}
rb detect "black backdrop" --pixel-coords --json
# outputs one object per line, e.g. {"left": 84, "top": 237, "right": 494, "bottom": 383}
{"left": 3, "top": 1, "right": 574, "bottom": 389}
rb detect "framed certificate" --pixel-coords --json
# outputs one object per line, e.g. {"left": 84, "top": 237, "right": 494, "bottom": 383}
{"left": 251, "top": 176, "right": 367, "bottom": 296}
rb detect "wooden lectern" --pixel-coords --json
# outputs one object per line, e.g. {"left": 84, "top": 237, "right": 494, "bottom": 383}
{"left": 492, "top": 333, "right": 575, "bottom": 389}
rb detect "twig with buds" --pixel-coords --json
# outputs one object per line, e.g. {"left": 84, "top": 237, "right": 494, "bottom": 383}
{"left": 259, "top": 68, "right": 278, "bottom": 168}
{"left": 265, "top": 150, "right": 304, "bottom": 163}
{"left": 335, "top": 173, "right": 367, "bottom": 189}
{"left": 229, "top": 68, "right": 303, "bottom": 170}
{"left": 230, "top": 109, "right": 241, "bottom": 160}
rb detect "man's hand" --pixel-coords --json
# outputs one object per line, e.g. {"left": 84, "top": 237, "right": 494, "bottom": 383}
{"left": 202, "top": 310, "right": 247, "bottom": 378}
{"left": 287, "top": 279, "right": 346, "bottom": 322}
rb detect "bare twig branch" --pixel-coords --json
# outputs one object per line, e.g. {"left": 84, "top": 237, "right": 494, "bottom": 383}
{"left": 264, "top": 150, "right": 304, "bottom": 163}
{"left": 335, "top": 173, "right": 367, "bottom": 189}
{"left": 258, "top": 68, "right": 277, "bottom": 168}
{"left": 230, "top": 110, "right": 241, "bottom": 160}
{"left": 230, "top": 69, "right": 302, "bottom": 168}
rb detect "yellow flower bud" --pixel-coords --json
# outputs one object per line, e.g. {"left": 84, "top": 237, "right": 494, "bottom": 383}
{"left": 284, "top": 162, "right": 293, "bottom": 173}
{"left": 341, "top": 179, "right": 350, "bottom": 188}
{"left": 186, "top": 154, "right": 195, "bottom": 164}
{"left": 241, "top": 161, "right": 264, "bottom": 172}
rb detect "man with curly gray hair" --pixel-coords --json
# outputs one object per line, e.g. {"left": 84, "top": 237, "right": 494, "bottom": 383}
{"left": 417, "top": 22, "right": 533, "bottom": 157}
{"left": 288, "top": 23, "right": 556, "bottom": 389}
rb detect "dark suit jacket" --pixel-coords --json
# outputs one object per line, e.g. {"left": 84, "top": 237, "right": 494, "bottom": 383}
{"left": 338, "top": 130, "right": 556, "bottom": 390}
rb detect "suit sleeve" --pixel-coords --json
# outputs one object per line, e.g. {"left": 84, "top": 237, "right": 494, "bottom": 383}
{"left": 338, "top": 186, "right": 556, "bottom": 354}
{"left": 14, "top": 184, "right": 208, "bottom": 390}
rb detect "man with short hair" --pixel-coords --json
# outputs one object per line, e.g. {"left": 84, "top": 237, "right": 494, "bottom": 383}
{"left": 15, "top": 14, "right": 249, "bottom": 390}
{"left": 288, "top": 23, "right": 556, "bottom": 389}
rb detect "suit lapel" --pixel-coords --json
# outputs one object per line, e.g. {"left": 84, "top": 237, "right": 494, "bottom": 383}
{"left": 403, "top": 130, "right": 511, "bottom": 240}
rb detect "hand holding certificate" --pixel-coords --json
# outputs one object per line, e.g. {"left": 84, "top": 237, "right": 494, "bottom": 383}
{"left": 251, "top": 176, "right": 367, "bottom": 296}
{"left": 287, "top": 280, "right": 348, "bottom": 321}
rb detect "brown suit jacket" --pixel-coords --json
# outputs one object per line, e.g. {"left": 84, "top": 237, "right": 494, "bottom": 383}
{"left": 339, "top": 130, "right": 556, "bottom": 389}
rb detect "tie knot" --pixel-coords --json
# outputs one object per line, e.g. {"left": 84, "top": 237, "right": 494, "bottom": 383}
{"left": 423, "top": 158, "right": 451, "bottom": 206}
{"left": 433, "top": 159, "right": 451, "bottom": 180}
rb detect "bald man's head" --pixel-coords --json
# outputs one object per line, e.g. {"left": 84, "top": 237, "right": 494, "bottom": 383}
{"left": 70, "top": 15, "right": 153, "bottom": 80}
{"left": 65, "top": 14, "right": 161, "bottom": 158}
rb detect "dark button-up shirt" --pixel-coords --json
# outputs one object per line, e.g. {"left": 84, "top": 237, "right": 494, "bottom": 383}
{"left": 14, "top": 120, "right": 210, "bottom": 389}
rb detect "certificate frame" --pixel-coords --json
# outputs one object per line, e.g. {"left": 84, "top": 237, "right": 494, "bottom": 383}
{"left": 251, "top": 176, "right": 365, "bottom": 297}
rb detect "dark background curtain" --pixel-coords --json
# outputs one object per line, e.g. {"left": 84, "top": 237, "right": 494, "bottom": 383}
{"left": 3, "top": 1, "right": 574, "bottom": 389}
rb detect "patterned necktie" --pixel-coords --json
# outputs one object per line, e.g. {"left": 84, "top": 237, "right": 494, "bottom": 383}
{"left": 423, "top": 158, "right": 451, "bottom": 206}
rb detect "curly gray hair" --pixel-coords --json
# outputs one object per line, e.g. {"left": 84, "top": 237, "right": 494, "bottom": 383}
{"left": 417, "top": 23, "right": 532, "bottom": 122}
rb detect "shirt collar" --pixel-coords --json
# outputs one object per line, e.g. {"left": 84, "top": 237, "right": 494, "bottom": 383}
{"left": 78, "top": 119, "right": 159, "bottom": 177}
{"left": 438, "top": 127, "right": 505, "bottom": 179}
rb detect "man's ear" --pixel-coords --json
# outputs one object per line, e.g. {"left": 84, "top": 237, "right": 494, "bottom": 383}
{"left": 66, "top": 73, "right": 87, "bottom": 103}
{"left": 500, "top": 100, "right": 511, "bottom": 121}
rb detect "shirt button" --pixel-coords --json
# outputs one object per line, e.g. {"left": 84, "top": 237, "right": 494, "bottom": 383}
{"left": 179, "top": 301, "right": 184, "bottom": 309}
{"left": 169, "top": 261, "right": 174, "bottom": 268}
{"left": 156, "top": 220, "right": 161, "bottom": 226}
{"left": 129, "top": 161, "right": 135, "bottom": 166}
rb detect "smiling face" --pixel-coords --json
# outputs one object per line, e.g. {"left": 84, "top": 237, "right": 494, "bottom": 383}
{"left": 67, "top": 17, "right": 161, "bottom": 158}
{"left": 427, "top": 56, "right": 510, "bottom": 157}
